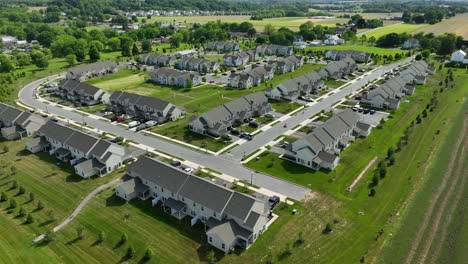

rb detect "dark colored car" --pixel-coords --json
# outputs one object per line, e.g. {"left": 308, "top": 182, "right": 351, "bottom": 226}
{"left": 49, "top": 117, "right": 59, "bottom": 122}
{"left": 248, "top": 121, "right": 259, "bottom": 128}
{"left": 230, "top": 129, "right": 241, "bottom": 136}
{"left": 135, "top": 124, "right": 148, "bottom": 131}
{"left": 240, "top": 132, "right": 253, "bottom": 140}
{"left": 268, "top": 196, "right": 280, "bottom": 209}
{"left": 170, "top": 160, "right": 182, "bottom": 167}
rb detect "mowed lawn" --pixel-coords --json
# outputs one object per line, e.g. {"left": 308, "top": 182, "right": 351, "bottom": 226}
{"left": 88, "top": 64, "right": 323, "bottom": 151}
{"left": 414, "top": 13, "right": 468, "bottom": 39}
{"left": 363, "top": 23, "right": 429, "bottom": 39}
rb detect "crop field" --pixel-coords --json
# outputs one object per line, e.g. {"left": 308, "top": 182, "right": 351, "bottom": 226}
{"left": 362, "top": 23, "right": 429, "bottom": 39}
{"left": 144, "top": 15, "right": 348, "bottom": 31}
{"left": 414, "top": 13, "right": 468, "bottom": 39}
{"left": 305, "top": 44, "right": 405, "bottom": 57}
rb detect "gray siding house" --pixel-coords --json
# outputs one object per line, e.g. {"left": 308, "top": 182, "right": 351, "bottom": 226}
{"left": 268, "top": 56, "right": 304, "bottom": 74}
{"left": 149, "top": 67, "right": 201, "bottom": 88}
{"left": 176, "top": 57, "right": 220, "bottom": 73}
{"left": 56, "top": 79, "right": 109, "bottom": 106}
{"left": 0, "top": 103, "right": 46, "bottom": 140}
{"left": 65, "top": 61, "right": 118, "bottom": 81}
{"left": 319, "top": 57, "right": 357, "bottom": 80}
{"left": 398, "top": 60, "right": 434, "bottom": 85}
{"left": 255, "top": 45, "right": 293, "bottom": 56}
{"left": 107, "top": 91, "right": 185, "bottom": 123}
{"left": 189, "top": 92, "right": 272, "bottom": 137}
{"left": 228, "top": 66, "right": 274, "bottom": 89}
{"left": 266, "top": 70, "right": 324, "bottom": 101}
{"left": 138, "top": 53, "right": 177, "bottom": 67}
{"left": 26, "top": 121, "right": 139, "bottom": 178}
{"left": 115, "top": 156, "right": 272, "bottom": 253}
{"left": 361, "top": 76, "right": 413, "bottom": 110}
{"left": 284, "top": 109, "right": 372, "bottom": 170}
{"left": 224, "top": 52, "right": 250, "bottom": 67}
{"left": 206, "top": 41, "right": 240, "bottom": 53}
{"left": 324, "top": 50, "right": 371, "bottom": 63}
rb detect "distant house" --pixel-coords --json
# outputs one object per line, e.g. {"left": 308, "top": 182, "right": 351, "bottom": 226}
{"left": 0, "top": 103, "right": 46, "bottom": 140}
{"left": 189, "top": 92, "right": 272, "bottom": 137}
{"left": 323, "top": 34, "right": 345, "bottom": 45}
{"left": 283, "top": 109, "right": 371, "bottom": 170}
{"left": 115, "top": 156, "right": 272, "bottom": 253}
{"left": 176, "top": 57, "right": 220, "bottom": 73}
{"left": 107, "top": 91, "right": 185, "bottom": 123}
{"left": 175, "top": 49, "right": 197, "bottom": 58}
{"left": 360, "top": 76, "right": 413, "bottom": 109}
{"left": 398, "top": 60, "right": 434, "bottom": 85}
{"left": 138, "top": 53, "right": 177, "bottom": 67}
{"left": 224, "top": 52, "right": 250, "bottom": 67}
{"left": 206, "top": 41, "right": 240, "bottom": 53}
{"left": 56, "top": 79, "right": 109, "bottom": 106}
{"left": 266, "top": 71, "right": 323, "bottom": 101}
{"left": 26, "top": 121, "right": 140, "bottom": 178}
{"left": 450, "top": 49, "right": 468, "bottom": 64}
{"left": 325, "top": 50, "right": 371, "bottom": 63}
{"left": 402, "top": 38, "right": 420, "bottom": 49}
{"left": 228, "top": 66, "right": 274, "bottom": 89}
{"left": 1, "top": 35, "right": 18, "bottom": 48}
{"left": 66, "top": 61, "right": 118, "bottom": 81}
{"left": 293, "top": 35, "right": 307, "bottom": 49}
{"left": 255, "top": 44, "right": 293, "bottom": 56}
{"left": 268, "top": 55, "right": 304, "bottom": 74}
{"left": 318, "top": 58, "right": 357, "bottom": 80}
{"left": 149, "top": 67, "right": 201, "bottom": 88}
{"left": 309, "top": 40, "right": 322, "bottom": 46}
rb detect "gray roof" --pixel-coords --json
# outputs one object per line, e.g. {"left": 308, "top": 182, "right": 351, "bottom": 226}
{"left": 164, "top": 197, "right": 186, "bottom": 211}
{"left": 68, "top": 60, "right": 117, "bottom": 77}
{"left": 74, "top": 158, "right": 105, "bottom": 172}
{"left": 178, "top": 176, "right": 234, "bottom": 213}
{"left": 0, "top": 105, "right": 23, "bottom": 124}
{"left": 38, "top": 121, "right": 75, "bottom": 143}
{"left": 316, "top": 151, "right": 339, "bottom": 164}
{"left": 89, "top": 140, "right": 112, "bottom": 157}
{"left": 223, "top": 192, "right": 256, "bottom": 221}
{"left": 110, "top": 91, "right": 177, "bottom": 113}
{"left": 127, "top": 156, "right": 190, "bottom": 193}
{"left": 206, "top": 218, "right": 252, "bottom": 243}
{"left": 59, "top": 79, "right": 102, "bottom": 97}
{"left": 117, "top": 177, "right": 148, "bottom": 195}
{"left": 66, "top": 131, "right": 99, "bottom": 153}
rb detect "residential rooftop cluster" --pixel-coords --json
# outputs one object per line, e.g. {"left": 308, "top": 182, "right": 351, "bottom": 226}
{"left": 0, "top": 103, "right": 46, "bottom": 140}
{"left": 149, "top": 67, "right": 201, "bottom": 88}
{"left": 115, "top": 156, "right": 273, "bottom": 253}
{"left": 228, "top": 65, "right": 275, "bottom": 89}
{"left": 66, "top": 60, "right": 119, "bottom": 82}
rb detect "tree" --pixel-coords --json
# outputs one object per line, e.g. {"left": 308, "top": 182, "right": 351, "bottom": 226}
{"left": 96, "top": 231, "right": 105, "bottom": 243}
{"left": 36, "top": 200, "right": 44, "bottom": 210}
{"left": 107, "top": 37, "right": 121, "bottom": 51}
{"left": 263, "top": 24, "right": 276, "bottom": 36}
{"left": 0, "top": 54, "right": 15, "bottom": 73}
{"left": 65, "top": 54, "right": 77, "bottom": 67}
{"left": 369, "top": 36, "right": 376, "bottom": 46}
{"left": 132, "top": 43, "right": 140, "bottom": 56}
{"left": 141, "top": 39, "right": 152, "bottom": 53}
{"left": 126, "top": 246, "right": 135, "bottom": 259}
{"left": 387, "top": 147, "right": 395, "bottom": 160}
{"left": 120, "top": 233, "right": 128, "bottom": 244}
{"left": 25, "top": 214, "right": 34, "bottom": 224}
{"left": 323, "top": 223, "right": 333, "bottom": 234}
{"left": 206, "top": 249, "right": 216, "bottom": 263}
{"left": 186, "top": 79, "right": 193, "bottom": 88}
{"left": 33, "top": 52, "right": 49, "bottom": 69}
{"left": 372, "top": 175, "right": 379, "bottom": 186}
{"left": 0, "top": 192, "right": 7, "bottom": 202}
{"left": 89, "top": 40, "right": 104, "bottom": 52}
{"left": 76, "top": 226, "right": 84, "bottom": 240}
{"left": 18, "top": 207, "right": 26, "bottom": 217}
{"left": 11, "top": 180, "right": 18, "bottom": 189}
{"left": 16, "top": 52, "right": 32, "bottom": 67}
{"left": 9, "top": 199, "right": 18, "bottom": 209}
{"left": 17, "top": 186, "right": 25, "bottom": 196}
{"left": 369, "top": 188, "right": 376, "bottom": 197}
{"left": 389, "top": 155, "right": 396, "bottom": 166}
{"left": 120, "top": 37, "right": 134, "bottom": 57}
{"left": 379, "top": 162, "right": 387, "bottom": 179}
{"left": 144, "top": 248, "right": 153, "bottom": 261}
{"left": 421, "top": 49, "right": 431, "bottom": 59}
{"left": 415, "top": 54, "right": 422, "bottom": 61}
{"left": 89, "top": 44, "right": 101, "bottom": 61}
{"left": 360, "top": 34, "right": 367, "bottom": 45}
{"left": 170, "top": 34, "right": 182, "bottom": 48}
{"left": 43, "top": 230, "right": 56, "bottom": 243}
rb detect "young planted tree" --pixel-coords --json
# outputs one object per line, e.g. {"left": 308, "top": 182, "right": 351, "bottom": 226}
{"left": 18, "top": 206, "right": 26, "bottom": 217}
{"left": 120, "top": 233, "right": 128, "bottom": 245}
{"left": 36, "top": 200, "right": 44, "bottom": 210}
{"left": 11, "top": 180, "right": 18, "bottom": 189}
{"left": 323, "top": 223, "right": 333, "bottom": 234}
{"left": 17, "top": 186, "right": 26, "bottom": 196}
{"left": 206, "top": 249, "right": 216, "bottom": 264}
{"left": 25, "top": 214, "right": 34, "bottom": 224}
{"left": 29, "top": 192, "right": 35, "bottom": 202}
{"left": 76, "top": 226, "right": 84, "bottom": 240}
{"left": 97, "top": 231, "right": 105, "bottom": 243}
{"left": 9, "top": 198, "right": 17, "bottom": 209}
{"left": 369, "top": 188, "right": 376, "bottom": 197}
{"left": 0, "top": 192, "right": 8, "bottom": 202}
{"left": 126, "top": 246, "right": 135, "bottom": 259}
{"left": 144, "top": 248, "right": 153, "bottom": 261}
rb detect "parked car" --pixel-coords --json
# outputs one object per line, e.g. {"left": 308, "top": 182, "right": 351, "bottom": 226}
{"left": 116, "top": 117, "right": 125, "bottom": 123}
{"left": 230, "top": 129, "right": 241, "bottom": 136}
{"left": 248, "top": 121, "right": 259, "bottom": 128}
{"left": 110, "top": 137, "right": 123, "bottom": 143}
{"left": 222, "top": 134, "right": 232, "bottom": 141}
{"left": 268, "top": 196, "right": 280, "bottom": 209}
{"left": 128, "top": 121, "right": 141, "bottom": 128}
{"left": 40, "top": 114, "right": 49, "bottom": 118}
{"left": 57, "top": 100, "right": 65, "bottom": 104}
{"left": 145, "top": 120, "right": 158, "bottom": 127}
{"left": 170, "top": 160, "right": 181, "bottom": 167}
{"left": 369, "top": 109, "right": 376, "bottom": 115}
{"left": 299, "top": 96, "right": 314, "bottom": 102}
{"left": 49, "top": 117, "right": 59, "bottom": 122}
{"left": 240, "top": 132, "right": 253, "bottom": 140}
{"left": 135, "top": 124, "right": 148, "bottom": 131}
{"left": 222, "top": 73, "right": 228, "bottom": 76}
{"left": 280, "top": 141, "right": 289, "bottom": 148}
{"left": 184, "top": 167, "right": 194, "bottom": 174}
{"left": 363, "top": 109, "right": 370, "bottom": 114}
{"left": 209, "top": 80, "right": 215, "bottom": 83}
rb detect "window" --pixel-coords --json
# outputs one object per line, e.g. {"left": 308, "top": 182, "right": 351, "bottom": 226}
{"left": 201, "top": 206, "right": 204, "bottom": 211}
{"left": 193, "top": 202, "right": 196, "bottom": 207}
{"left": 161, "top": 187, "right": 164, "bottom": 192}
{"left": 209, "top": 237, "right": 213, "bottom": 242}
{"left": 171, "top": 192, "right": 174, "bottom": 197}
{"left": 221, "top": 243, "right": 225, "bottom": 249}
{"left": 213, "top": 212, "right": 216, "bottom": 217}
{"left": 181, "top": 197, "right": 184, "bottom": 201}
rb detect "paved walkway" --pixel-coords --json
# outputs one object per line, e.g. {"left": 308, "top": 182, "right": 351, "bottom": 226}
{"left": 348, "top": 157, "right": 378, "bottom": 191}
{"left": 33, "top": 178, "right": 121, "bottom": 243}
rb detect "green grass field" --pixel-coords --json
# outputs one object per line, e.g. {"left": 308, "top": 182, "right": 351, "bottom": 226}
{"left": 305, "top": 44, "right": 405, "bottom": 58}
{"left": 362, "top": 23, "right": 429, "bottom": 39}
{"left": 88, "top": 64, "right": 322, "bottom": 151}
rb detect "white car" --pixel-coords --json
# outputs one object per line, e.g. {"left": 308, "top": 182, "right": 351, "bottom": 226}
{"left": 145, "top": 120, "right": 158, "bottom": 127}
{"left": 184, "top": 167, "right": 194, "bottom": 174}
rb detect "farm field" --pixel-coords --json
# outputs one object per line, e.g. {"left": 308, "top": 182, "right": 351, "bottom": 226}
{"left": 379, "top": 76, "right": 468, "bottom": 263}
{"left": 305, "top": 44, "right": 405, "bottom": 57}
{"left": 143, "top": 15, "right": 348, "bottom": 31}
{"left": 88, "top": 63, "right": 323, "bottom": 151}
{"left": 363, "top": 23, "right": 430, "bottom": 39}
{"left": 247, "top": 66, "right": 468, "bottom": 263}
{"left": 414, "top": 13, "right": 468, "bottom": 39}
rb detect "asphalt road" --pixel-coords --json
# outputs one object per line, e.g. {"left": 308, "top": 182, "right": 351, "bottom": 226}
{"left": 228, "top": 57, "right": 413, "bottom": 160}
{"left": 19, "top": 75, "right": 310, "bottom": 200}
